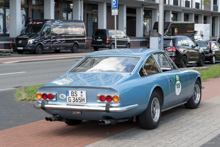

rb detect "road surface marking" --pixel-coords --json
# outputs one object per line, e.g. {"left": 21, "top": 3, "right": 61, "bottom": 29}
{"left": 0, "top": 88, "right": 15, "bottom": 92}
{"left": 0, "top": 71, "right": 26, "bottom": 76}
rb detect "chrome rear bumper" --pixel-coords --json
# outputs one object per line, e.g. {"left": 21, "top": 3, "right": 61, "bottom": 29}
{"left": 33, "top": 102, "right": 138, "bottom": 113}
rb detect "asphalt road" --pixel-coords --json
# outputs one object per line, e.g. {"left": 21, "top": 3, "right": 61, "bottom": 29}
{"left": 0, "top": 59, "right": 78, "bottom": 130}
{"left": 0, "top": 59, "right": 78, "bottom": 90}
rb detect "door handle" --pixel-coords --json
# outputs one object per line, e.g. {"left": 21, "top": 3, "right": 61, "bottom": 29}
{"left": 169, "top": 79, "right": 173, "bottom": 82}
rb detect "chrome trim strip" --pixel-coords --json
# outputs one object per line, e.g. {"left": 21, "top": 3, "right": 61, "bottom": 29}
{"left": 33, "top": 103, "right": 138, "bottom": 112}
{"left": 161, "top": 102, "right": 187, "bottom": 112}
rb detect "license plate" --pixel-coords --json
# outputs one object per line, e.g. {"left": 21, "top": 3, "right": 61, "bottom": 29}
{"left": 17, "top": 47, "right": 23, "bottom": 50}
{"left": 97, "top": 39, "right": 102, "bottom": 41}
{"left": 67, "top": 90, "right": 86, "bottom": 104}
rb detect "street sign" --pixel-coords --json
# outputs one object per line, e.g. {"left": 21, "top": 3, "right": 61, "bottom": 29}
{"left": 111, "top": 0, "right": 118, "bottom": 9}
{"left": 111, "top": 9, "right": 118, "bottom": 15}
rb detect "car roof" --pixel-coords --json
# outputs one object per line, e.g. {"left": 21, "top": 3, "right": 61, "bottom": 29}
{"left": 164, "top": 36, "right": 185, "bottom": 39}
{"left": 85, "top": 49, "right": 164, "bottom": 58}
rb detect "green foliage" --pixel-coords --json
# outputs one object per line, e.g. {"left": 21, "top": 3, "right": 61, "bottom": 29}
{"left": 199, "top": 65, "right": 220, "bottom": 81}
{"left": 15, "top": 84, "right": 45, "bottom": 102}
{"left": 203, "top": 0, "right": 210, "bottom": 5}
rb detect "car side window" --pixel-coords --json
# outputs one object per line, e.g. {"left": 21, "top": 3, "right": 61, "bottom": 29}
{"left": 121, "top": 31, "right": 126, "bottom": 38}
{"left": 212, "top": 42, "right": 216, "bottom": 48}
{"left": 139, "top": 55, "right": 160, "bottom": 76}
{"left": 153, "top": 53, "right": 172, "bottom": 71}
{"left": 42, "top": 26, "right": 51, "bottom": 36}
{"left": 214, "top": 42, "right": 220, "bottom": 48}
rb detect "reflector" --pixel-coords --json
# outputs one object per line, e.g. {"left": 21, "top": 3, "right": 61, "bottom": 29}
{"left": 42, "top": 93, "right": 47, "bottom": 100}
{"left": 99, "top": 95, "right": 105, "bottom": 102}
{"left": 106, "top": 95, "right": 112, "bottom": 102}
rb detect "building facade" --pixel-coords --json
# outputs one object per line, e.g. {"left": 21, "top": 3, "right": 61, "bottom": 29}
{"left": 0, "top": 0, "right": 219, "bottom": 49}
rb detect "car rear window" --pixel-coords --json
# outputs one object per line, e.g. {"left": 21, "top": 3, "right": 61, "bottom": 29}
{"left": 70, "top": 56, "right": 140, "bottom": 73}
{"left": 164, "top": 39, "right": 173, "bottom": 47}
{"left": 93, "top": 30, "right": 106, "bottom": 37}
{"left": 196, "top": 42, "right": 208, "bottom": 47}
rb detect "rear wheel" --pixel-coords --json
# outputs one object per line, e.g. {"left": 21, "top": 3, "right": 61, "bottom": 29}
{"left": 65, "top": 119, "right": 82, "bottom": 125}
{"left": 210, "top": 55, "right": 216, "bottom": 64}
{"left": 71, "top": 44, "right": 78, "bottom": 53}
{"left": 54, "top": 50, "right": 60, "bottom": 53}
{"left": 94, "top": 47, "right": 99, "bottom": 51}
{"left": 185, "top": 80, "right": 201, "bottom": 109}
{"left": 35, "top": 45, "right": 43, "bottom": 54}
{"left": 110, "top": 43, "right": 115, "bottom": 49}
{"left": 138, "top": 91, "right": 161, "bottom": 129}
{"left": 197, "top": 54, "right": 205, "bottom": 66}
{"left": 179, "top": 56, "right": 187, "bottom": 68}
{"left": 126, "top": 43, "right": 130, "bottom": 48}
{"left": 17, "top": 50, "right": 23, "bottom": 54}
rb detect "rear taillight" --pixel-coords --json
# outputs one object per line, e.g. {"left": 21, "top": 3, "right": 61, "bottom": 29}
{"left": 166, "top": 47, "right": 177, "bottom": 52}
{"left": 36, "top": 92, "right": 56, "bottom": 101}
{"left": 85, "top": 36, "right": 87, "bottom": 43}
{"left": 208, "top": 42, "right": 211, "bottom": 50}
{"left": 106, "top": 38, "right": 110, "bottom": 43}
{"left": 97, "top": 94, "right": 120, "bottom": 103}
{"left": 91, "top": 38, "right": 93, "bottom": 42}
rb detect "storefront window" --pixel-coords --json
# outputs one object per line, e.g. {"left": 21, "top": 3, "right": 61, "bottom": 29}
{"left": 0, "top": 6, "right": 3, "bottom": 34}
{"left": 143, "top": 10, "right": 152, "bottom": 37}
{"left": 32, "top": 0, "right": 43, "bottom": 6}
{"left": 5, "top": 8, "right": 9, "bottom": 34}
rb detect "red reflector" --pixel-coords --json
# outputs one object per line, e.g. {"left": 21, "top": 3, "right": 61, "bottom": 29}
{"left": 99, "top": 95, "right": 105, "bottom": 102}
{"left": 106, "top": 38, "right": 110, "bottom": 43}
{"left": 106, "top": 95, "right": 112, "bottom": 102}
{"left": 172, "top": 57, "right": 176, "bottom": 59}
{"left": 42, "top": 93, "right": 47, "bottom": 100}
{"left": 91, "top": 38, "right": 93, "bottom": 42}
{"left": 209, "top": 54, "right": 212, "bottom": 56}
{"left": 48, "top": 93, "right": 54, "bottom": 100}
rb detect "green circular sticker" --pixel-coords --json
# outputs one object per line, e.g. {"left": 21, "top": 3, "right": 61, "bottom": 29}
{"left": 175, "top": 75, "right": 182, "bottom": 95}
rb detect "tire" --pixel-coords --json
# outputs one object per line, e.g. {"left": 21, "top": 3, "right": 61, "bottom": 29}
{"left": 210, "top": 55, "right": 216, "bottom": 64}
{"left": 126, "top": 43, "right": 130, "bottom": 48}
{"left": 17, "top": 50, "right": 23, "bottom": 54}
{"left": 54, "top": 50, "right": 60, "bottom": 53}
{"left": 71, "top": 44, "right": 78, "bottom": 53}
{"left": 138, "top": 91, "right": 161, "bottom": 129}
{"left": 185, "top": 80, "right": 201, "bottom": 109}
{"left": 65, "top": 119, "right": 82, "bottom": 125}
{"left": 179, "top": 56, "right": 187, "bottom": 68}
{"left": 94, "top": 47, "right": 99, "bottom": 51}
{"left": 197, "top": 54, "right": 205, "bottom": 66}
{"left": 110, "top": 44, "right": 115, "bottom": 49}
{"left": 35, "top": 45, "right": 43, "bottom": 54}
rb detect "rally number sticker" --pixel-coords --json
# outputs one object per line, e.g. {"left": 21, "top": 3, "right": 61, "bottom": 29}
{"left": 175, "top": 75, "right": 182, "bottom": 95}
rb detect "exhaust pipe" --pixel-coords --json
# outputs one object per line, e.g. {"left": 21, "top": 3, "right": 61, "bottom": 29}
{"left": 98, "top": 118, "right": 133, "bottom": 125}
{"left": 45, "top": 116, "right": 62, "bottom": 122}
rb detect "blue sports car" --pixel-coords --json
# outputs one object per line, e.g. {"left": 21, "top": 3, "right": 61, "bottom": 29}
{"left": 34, "top": 49, "right": 202, "bottom": 129}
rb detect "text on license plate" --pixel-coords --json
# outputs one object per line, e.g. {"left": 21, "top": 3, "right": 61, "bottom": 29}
{"left": 17, "top": 47, "right": 23, "bottom": 50}
{"left": 67, "top": 90, "right": 86, "bottom": 104}
{"left": 97, "top": 39, "right": 102, "bottom": 41}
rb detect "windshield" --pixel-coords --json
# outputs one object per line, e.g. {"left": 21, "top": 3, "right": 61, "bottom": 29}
{"left": 70, "top": 56, "right": 140, "bottom": 73}
{"left": 21, "top": 24, "right": 43, "bottom": 35}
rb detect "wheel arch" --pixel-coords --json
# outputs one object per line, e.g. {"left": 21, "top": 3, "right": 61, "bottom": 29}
{"left": 148, "top": 85, "right": 164, "bottom": 107}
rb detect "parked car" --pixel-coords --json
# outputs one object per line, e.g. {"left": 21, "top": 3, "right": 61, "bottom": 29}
{"left": 164, "top": 36, "right": 205, "bottom": 68}
{"left": 196, "top": 41, "right": 220, "bottom": 64}
{"left": 34, "top": 49, "right": 202, "bottom": 129}
{"left": 91, "top": 29, "right": 130, "bottom": 51}
{"left": 14, "top": 20, "right": 86, "bottom": 54}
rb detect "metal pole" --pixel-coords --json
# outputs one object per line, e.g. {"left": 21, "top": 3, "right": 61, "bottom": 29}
{"left": 114, "top": 15, "right": 117, "bottom": 49}
{"left": 159, "top": 0, "right": 164, "bottom": 50}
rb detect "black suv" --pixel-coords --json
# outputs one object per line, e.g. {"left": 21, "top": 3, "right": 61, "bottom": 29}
{"left": 196, "top": 41, "right": 220, "bottom": 64}
{"left": 164, "top": 36, "right": 205, "bottom": 68}
{"left": 91, "top": 29, "right": 130, "bottom": 51}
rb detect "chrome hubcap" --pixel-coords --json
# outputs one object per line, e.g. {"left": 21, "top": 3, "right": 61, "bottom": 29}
{"left": 193, "top": 84, "right": 201, "bottom": 104}
{"left": 151, "top": 97, "right": 160, "bottom": 122}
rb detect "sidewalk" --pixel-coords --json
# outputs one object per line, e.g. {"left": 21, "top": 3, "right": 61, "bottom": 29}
{"left": 0, "top": 49, "right": 94, "bottom": 64}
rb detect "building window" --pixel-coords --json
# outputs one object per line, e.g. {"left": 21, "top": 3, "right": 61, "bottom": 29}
{"left": 32, "top": 0, "right": 43, "bottom": 6}
{"left": 184, "top": 0, "right": 190, "bottom": 8}
{"left": 172, "top": 13, "right": 178, "bottom": 21}
{"left": 184, "top": 14, "right": 189, "bottom": 21}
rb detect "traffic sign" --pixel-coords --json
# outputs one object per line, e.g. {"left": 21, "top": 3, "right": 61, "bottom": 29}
{"left": 111, "top": 0, "right": 118, "bottom": 9}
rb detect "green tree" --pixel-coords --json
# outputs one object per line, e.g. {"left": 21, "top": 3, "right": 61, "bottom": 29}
{"left": 203, "top": 0, "right": 210, "bottom": 5}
